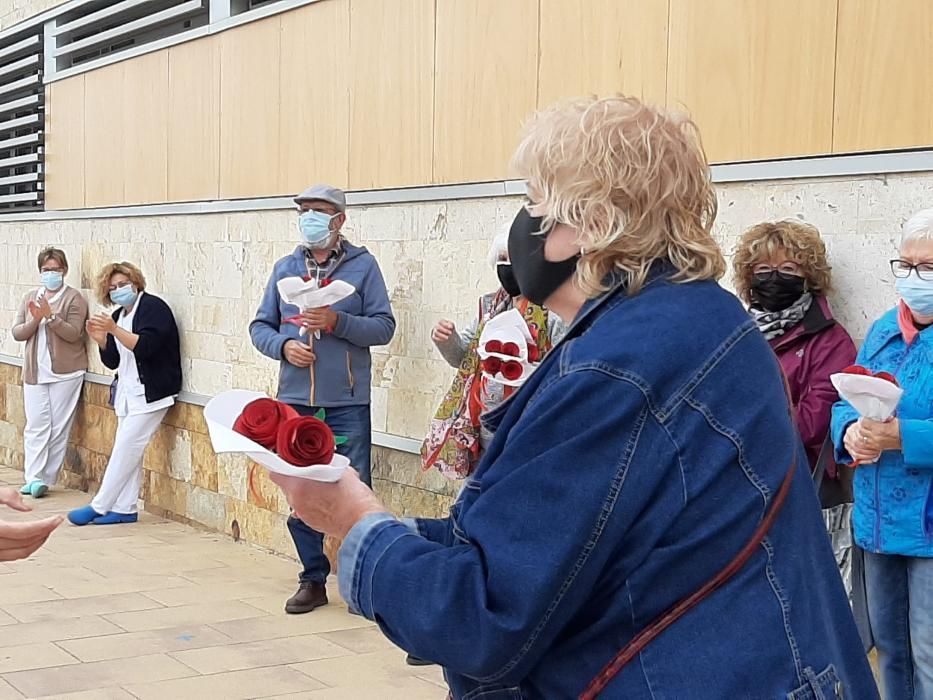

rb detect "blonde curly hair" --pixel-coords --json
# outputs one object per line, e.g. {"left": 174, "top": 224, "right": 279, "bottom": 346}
{"left": 510, "top": 96, "right": 725, "bottom": 297}
{"left": 732, "top": 220, "right": 832, "bottom": 305}
{"left": 95, "top": 261, "right": 146, "bottom": 306}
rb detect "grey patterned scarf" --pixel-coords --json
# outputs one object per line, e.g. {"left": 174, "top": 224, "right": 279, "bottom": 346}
{"left": 750, "top": 292, "right": 813, "bottom": 341}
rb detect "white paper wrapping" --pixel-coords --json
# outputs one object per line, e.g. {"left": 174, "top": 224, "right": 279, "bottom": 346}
{"left": 276, "top": 277, "right": 356, "bottom": 338}
{"left": 476, "top": 308, "right": 535, "bottom": 387}
{"left": 205, "top": 389, "right": 349, "bottom": 482}
{"left": 830, "top": 372, "right": 903, "bottom": 421}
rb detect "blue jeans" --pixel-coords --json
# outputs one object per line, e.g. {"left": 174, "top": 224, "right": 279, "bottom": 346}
{"left": 286, "top": 403, "right": 372, "bottom": 584}
{"left": 864, "top": 551, "right": 933, "bottom": 700}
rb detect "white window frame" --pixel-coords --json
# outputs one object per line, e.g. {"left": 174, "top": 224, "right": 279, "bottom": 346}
{"left": 36, "top": 0, "right": 325, "bottom": 83}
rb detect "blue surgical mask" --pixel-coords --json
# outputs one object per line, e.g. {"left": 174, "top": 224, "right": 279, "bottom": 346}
{"left": 896, "top": 275, "right": 933, "bottom": 317}
{"left": 41, "top": 271, "right": 63, "bottom": 291}
{"left": 110, "top": 285, "right": 138, "bottom": 307}
{"left": 298, "top": 210, "right": 335, "bottom": 248}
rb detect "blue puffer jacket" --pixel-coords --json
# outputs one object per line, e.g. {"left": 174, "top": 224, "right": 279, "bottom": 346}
{"left": 831, "top": 307, "right": 933, "bottom": 556}
{"left": 340, "top": 268, "right": 877, "bottom": 699}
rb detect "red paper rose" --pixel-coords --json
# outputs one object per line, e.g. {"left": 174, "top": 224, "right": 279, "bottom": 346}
{"left": 527, "top": 344, "right": 540, "bottom": 362}
{"left": 501, "top": 360, "right": 523, "bottom": 381}
{"left": 482, "top": 357, "right": 502, "bottom": 375}
{"left": 842, "top": 365, "right": 871, "bottom": 376}
{"left": 485, "top": 339, "right": 503, "bottom": 354}
{"left": 842, "top": 365, "right": 900, "bottom": 386}
{"left": 233, "top": 399, "right": 298, "bottom": 450}
{"left": 276, "top": 416, "right": 336, "bottom": 466}
{"left": 320, "top": 278, "right": 332, "bottom": 287}
{"left": 302, "top": 275, "right": 312, "bottom": 282}
{"left": 874, "top": 371, "right": 899, "bottom": 385}
{"left": 501, "top": 342, "right": 520, "bottom": 357}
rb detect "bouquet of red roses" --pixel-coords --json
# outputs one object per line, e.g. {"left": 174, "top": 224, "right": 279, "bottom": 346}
{"left": 205, "top": 390, "right": 349, "bottom": 482}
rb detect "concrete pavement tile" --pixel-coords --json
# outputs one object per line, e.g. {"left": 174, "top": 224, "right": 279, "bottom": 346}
{"left": 0, "top": 678, "right": 23, "bottom": 699}
{"left": 49, "top": 574, "right": 192, "bottom": 600}
{"left": 28, "top": 689, "right": 137, "bottom": 700}
{"left": 0, "top": 585, "right": 62, "bottom": 606}
{"left": 170, "top": 633, "right": 351, "bottom": 675}
{"left": 209, "top": 607, "right": 372, "bottom": 642}
{"left": 125, "top": 666, "right": 324, "bottom": 700}
{"left": 0, "top": 616, "right": 124, "bottom": 647}
{"left": 103, "top": 600, "right": 265, "bottom": 632}
{"left": 0, "top": 642, "right": 79, "bottom": 673}
{"left": 2, "top": 653, "right": 195, "bottom": 697}
{"left": 260, "top": 677, "right": 447, "bottom": 699}
{"left": 143, "top": 580, "right": 289, "bottom": 607}
{"left": 2, "top": 592, "right": 162, "bottom": 624}
{"left": 291, "top": 650, "right": 427, "bottom": 688}
{"left": 319, "top": 627, "right": 400, "bottom": 655}
{"left": 57, "top": 625, "right": 233, "bottom": 662}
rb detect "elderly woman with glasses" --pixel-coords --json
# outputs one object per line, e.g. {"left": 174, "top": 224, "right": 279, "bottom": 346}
{"left": 734, "top": 221, "right": 856, "bottom": 472}
{"left": 271, "top": 97, "right": 876, "bottom": 698}
{"left": 832, "top": 209, "right": 933, "bottom": 700}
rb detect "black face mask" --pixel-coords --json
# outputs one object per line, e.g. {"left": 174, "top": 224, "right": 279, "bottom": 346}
{"left": 496, "top": 262, "right": 522, "bottom": 298}
{"left": 507, "top": 208, "right": 579, "bottom": 306}
{"left": 750, "top": 272, "right": 806, "bottom": 312}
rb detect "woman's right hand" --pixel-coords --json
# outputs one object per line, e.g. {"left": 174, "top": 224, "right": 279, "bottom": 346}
{"left": 843, "top": 421, "right": 882, "bottom": 464}
{"left": 85, "top": 320, "right": 108, "bottom": 348}
{"left": 432, "top": 320, "right": 455, "bottom": 343}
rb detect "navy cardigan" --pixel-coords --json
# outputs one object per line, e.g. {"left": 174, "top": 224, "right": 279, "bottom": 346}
{"left": 100, "top": 292, "right": 182, "bottom": 404}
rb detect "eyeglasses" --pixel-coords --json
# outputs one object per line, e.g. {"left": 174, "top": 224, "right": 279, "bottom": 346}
{"left": 752, "top": 263, "right": 802, "bottom": 278}
{"left": 890, "top": 259, "right": 933, "bottom": 281}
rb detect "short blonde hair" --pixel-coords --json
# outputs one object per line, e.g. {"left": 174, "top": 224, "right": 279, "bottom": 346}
{"left": 95, "top": 261, "right": 146, "bottom": 306}
{"left": 511, "top": 96, "right": 724, "bottom": 297}
{"left": 733, "top": 221, "right": 832, "bottom": 305}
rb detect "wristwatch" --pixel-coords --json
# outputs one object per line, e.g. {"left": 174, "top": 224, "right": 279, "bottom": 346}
{"left": 48, "top": 313, "right": 56, "bottom": 322}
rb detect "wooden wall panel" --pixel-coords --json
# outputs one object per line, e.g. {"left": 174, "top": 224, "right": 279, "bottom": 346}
{"left": 833, "top": 0, "right": 933, "bottom": 153}
{"left": 279, "top": 0, "right": 349, "bottom": 194}
{"left": 123, "top": 51, "right": 169, "bottom": 205}
{"left": 219, "top": 17, "right": 281, "bottom": 199}
{"left": 538, "top": 0, "right": 668, "bottom": 108}
{"left": 84, "top": 62, "right": 125, "bottom": 207}
{"left": 433, "top": 0, "right": 538, "bottom": 183}
{"left": 348, "top": 0, "right": 434, "bottom": 189}
{"left": 168, "top": 39, "right": 220, "bottom": 202}
{"left": 667, "top": 0, "right": 837, "bottom": 163}
{"left": 44, "top": 77, "right": 85, "bottom": 210}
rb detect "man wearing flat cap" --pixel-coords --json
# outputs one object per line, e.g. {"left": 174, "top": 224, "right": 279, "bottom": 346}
{"left": 250, "top": 184, "right": 396, "bottom": 614}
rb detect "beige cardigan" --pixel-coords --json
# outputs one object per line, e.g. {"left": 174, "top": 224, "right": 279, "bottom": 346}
{"left": 12, "top": 286, "right": 89, "bottom": 385}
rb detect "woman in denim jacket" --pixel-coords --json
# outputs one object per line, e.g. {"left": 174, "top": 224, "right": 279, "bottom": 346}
{"left": 273, "top": 97, "right": 878, "bottom": 699}
{"left": 831, "top": 209, "right": 933, "bottom": 700}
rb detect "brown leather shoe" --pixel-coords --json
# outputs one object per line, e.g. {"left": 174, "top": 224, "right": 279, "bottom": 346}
{"left": 285, "top": 581, "right": 328, "bottom": 614}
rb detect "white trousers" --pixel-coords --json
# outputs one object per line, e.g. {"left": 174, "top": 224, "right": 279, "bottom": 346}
{"left": 92, "top": 408, "right": 168, "bottom": 515}
{"left": 23, "top": 377, "right": 83, "bottom": 486}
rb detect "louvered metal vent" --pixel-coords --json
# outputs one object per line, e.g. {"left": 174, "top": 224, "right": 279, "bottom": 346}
{"left": 49, "top": 0, "right": 209, "bottom": 72}
{"left": 0, "top": 26, "right": 44, "bottom": 212}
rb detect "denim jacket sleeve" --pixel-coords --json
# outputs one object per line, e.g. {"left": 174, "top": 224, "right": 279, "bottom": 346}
{"left": 341, "top": 369, "right": 667, "bottom": 684}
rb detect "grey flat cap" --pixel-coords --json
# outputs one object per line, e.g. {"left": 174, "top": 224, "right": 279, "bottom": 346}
{"left": 294, "top": 184, "right": 347, "bottom": 212}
